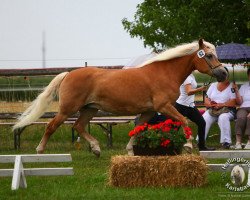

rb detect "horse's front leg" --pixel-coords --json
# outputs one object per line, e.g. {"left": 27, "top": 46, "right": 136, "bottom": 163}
{"left": 126, "top": 111, "right": 155, "bottom": 156}
{"left": 155, "top": 102, "right": 187, "bottom": 124}
{"left": 155, "top": 102, "right": 193, "bottom": 153}
{"left": 126, "top": 136, "right": 135, "bottom": 156}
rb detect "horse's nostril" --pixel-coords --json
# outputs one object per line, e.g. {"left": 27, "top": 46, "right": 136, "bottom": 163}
{"left": 222, "top": 71, "right": 227, "bottom": 76}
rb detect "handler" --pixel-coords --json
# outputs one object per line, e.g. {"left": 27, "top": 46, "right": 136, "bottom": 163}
{"left": 175, "top": 73, "right": 215, "bottom": 151}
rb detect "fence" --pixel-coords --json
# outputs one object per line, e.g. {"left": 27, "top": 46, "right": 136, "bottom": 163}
{"left": 200, "top": 150, "right": 250, "bottom": 173}
{"left": 0, "top": 154, "right": 73, "bottom": 190}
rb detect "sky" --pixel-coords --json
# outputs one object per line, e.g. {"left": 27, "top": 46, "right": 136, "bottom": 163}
{"left": 0, "top": 0, "right": 150, "bottom": 69}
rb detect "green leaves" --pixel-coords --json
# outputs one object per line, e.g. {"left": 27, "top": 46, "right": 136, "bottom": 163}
{"left": 122, "top": 0, "right": 249, "bottom": 50}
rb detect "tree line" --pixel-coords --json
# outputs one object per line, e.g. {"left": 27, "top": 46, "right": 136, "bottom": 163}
{"left": 122, "top": 0, "right": 249, "bottom": 50}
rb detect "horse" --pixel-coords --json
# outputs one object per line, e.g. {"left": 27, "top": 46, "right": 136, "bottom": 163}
{"left": 13, "top": 39, "right": 227, "bottom": 157}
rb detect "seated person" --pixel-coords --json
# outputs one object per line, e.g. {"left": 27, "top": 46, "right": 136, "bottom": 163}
{"left": 234, "top": 68, "right": 250, "bottom": 149}
{"left": 203, "top": 68, "right": 236, "bottom": 149}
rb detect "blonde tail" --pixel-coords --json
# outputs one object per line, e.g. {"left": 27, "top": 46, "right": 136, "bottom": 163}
{"left": 13, "top": 72, "right": 69, "bottom": 130}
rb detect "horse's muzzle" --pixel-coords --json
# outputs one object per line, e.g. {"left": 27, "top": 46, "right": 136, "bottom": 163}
{"left": 212, "top": 67, "right": 228, "bottom": 82}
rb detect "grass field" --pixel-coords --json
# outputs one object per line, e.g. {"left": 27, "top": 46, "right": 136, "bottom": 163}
{"left": 0, "top": 122, "right": 250, "bottom": 200}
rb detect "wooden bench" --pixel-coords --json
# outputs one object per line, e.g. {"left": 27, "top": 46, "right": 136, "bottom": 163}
{"left": 0, "top": 112, "right": 136, "bottom": 149}
{"left": 200, "top": 150, "right": 250, "bottom": 172}
{"left": 0, "top": 154, "right": 73, "bottom": 190}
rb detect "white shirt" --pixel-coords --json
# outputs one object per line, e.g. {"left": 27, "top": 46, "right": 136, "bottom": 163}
{"left": 207, "top": 82, "right": 236, "bottom": 103}
{"left": 176, "top": 74, "right": 197, "bottom": 107}
{"left": 239, "top": 82, "right": 250, "bottom": 108}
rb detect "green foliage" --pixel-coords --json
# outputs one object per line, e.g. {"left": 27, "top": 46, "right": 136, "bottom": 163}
{"left": 122, "top": 0, "right": 249, "bottom": 50}
{"left": 246, "top": 0, "right": 250, "bottom": 45}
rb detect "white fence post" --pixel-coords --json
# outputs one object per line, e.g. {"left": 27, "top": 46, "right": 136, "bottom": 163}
{"left": 11, "top": 155, "right": 27, "bottom": 190}
{"left": 200, "top": 150, "right": 250, "bottom": 172}
{"left": 0, "top": 154, "right": 73, "bottom": 190}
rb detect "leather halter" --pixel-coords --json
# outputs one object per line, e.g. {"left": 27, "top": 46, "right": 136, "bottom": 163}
{"left": 203, "top": 53, "right": 222, "bottom": 70}
{"left": 199, "top": 51, "right": 223, "bottom": 87}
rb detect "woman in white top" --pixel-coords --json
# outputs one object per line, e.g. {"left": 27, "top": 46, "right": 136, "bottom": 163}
{"left": 175, "top": 73, "right": 214, "bottom": 151}
{"left": 234, "top": 68, "right": 250, "bottom": 149}
{"left": 203, "top": 68, "right": 236, "bottom": 149}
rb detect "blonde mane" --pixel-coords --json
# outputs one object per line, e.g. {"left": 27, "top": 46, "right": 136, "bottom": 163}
{"left": 138, "top": 41, "right": 216, "bottom": 68}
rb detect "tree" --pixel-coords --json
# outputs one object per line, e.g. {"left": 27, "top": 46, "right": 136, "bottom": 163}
{"left": 122, "top": 0, "right": 249, "bottom": 50}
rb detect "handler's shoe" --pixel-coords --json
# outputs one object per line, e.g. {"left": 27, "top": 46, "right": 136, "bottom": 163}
{"left": 244, "top": 142, "right": 250, "bottom": 150}
{"left": 235, "top": 142, "right": 242, "bottom": 150}
{"left": 222, "top": 142, "right": 230, "bottom": 149}
{"left": 199, "top": 146, "right": 216, "bottom": 151}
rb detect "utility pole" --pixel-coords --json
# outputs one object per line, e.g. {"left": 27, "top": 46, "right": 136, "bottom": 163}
{"left": 42, "top": 31, "right": 46, "bottom": 68}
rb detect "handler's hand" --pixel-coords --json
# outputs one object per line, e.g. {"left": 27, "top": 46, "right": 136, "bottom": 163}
{"left": 247, "top": 113, "right": 250, "bottom": 119}
{"left": 210, "top": 101, "right": 217, "bottom": 108}
{"left": 232, "top": 83, "right": 239, "bottom": 92}
{"left": 200, "top": 86, "right": 208, "bottom": 91}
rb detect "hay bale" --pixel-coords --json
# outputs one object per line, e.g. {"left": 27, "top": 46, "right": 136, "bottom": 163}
{"left": 109, "top": 155, "right": 207, "bottom": 187}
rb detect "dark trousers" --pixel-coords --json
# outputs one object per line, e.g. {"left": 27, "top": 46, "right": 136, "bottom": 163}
{"left": 175, "top": 103, "right": 206, "bottom": 147}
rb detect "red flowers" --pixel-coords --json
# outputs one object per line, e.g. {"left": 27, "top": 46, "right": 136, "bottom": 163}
{"left": 161, "top": 139, "right": 171, "bottom": 147}
{"left": 128, "top": 118, "right": 192, "bottom": 149}
{"left": 184, "top": 127, "right": 192, "bottom": 139}
{"left": 128, "top": 124, "right": 147, "bottom": 137}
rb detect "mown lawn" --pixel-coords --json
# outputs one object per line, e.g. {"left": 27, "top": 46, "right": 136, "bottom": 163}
{"left": 0, "top": 123, "right": 249, "bottom": 200}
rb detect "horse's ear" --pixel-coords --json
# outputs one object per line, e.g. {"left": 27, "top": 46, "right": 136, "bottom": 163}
{"left": 198, "top": 38, "right": 204, "bottom": 49}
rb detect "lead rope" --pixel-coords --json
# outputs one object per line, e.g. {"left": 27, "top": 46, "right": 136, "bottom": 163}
{"left": 202, "top": 75, "right": 214, "bottom": 102}
{"left": 231, "top": 64, "right": 236, "bottom": 93}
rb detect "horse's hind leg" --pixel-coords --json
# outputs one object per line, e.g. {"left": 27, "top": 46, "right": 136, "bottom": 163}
{"left": 73, "top": 107, "right": 100, "bottom": 157}
{"left": 126, "top": 111, "right": 155, "bottom": 156}
{"left": 36, "top": 113, "right": 68, "bottom": 153}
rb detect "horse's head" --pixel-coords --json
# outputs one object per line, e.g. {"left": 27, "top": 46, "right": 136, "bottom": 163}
{"left": 193, "top": 39, "right": 228, "bottom": 82}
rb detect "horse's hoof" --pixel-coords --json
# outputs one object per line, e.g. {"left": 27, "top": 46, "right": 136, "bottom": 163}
{"left": 183, "top": 146, "right": 192, "bottom": 154}
{"left": 183, "top": 141, "right": 193, "bottom": 154}
{"left": 36, "top": 149, "right": 44, "bottom": 154}
{"left": 92, "top": 150, "right": 101, "bottom": 157}
{"left": 127, "top": 149, "right": 134, "bottom": 156}
{"left": 90, "top": 143, "right": 101, "bottom": 157}
{"left": 126, "top": 145, "right": 134, "bottom": 156}
{"left": 36, "top": 146, "right": 44, "bottom": 154}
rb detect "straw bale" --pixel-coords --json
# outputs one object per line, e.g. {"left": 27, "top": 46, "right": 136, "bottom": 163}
{"left": 109, "top": 154, "right": 207, "bottom": 187}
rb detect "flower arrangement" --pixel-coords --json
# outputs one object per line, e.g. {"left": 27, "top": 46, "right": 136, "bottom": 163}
{"left": 129, "top": 119, "right": 192, "bottom": 154}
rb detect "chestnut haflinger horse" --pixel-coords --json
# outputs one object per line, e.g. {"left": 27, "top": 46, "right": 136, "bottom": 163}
{"left": 13, "top": 39, "right": 227, "bottom": 157}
